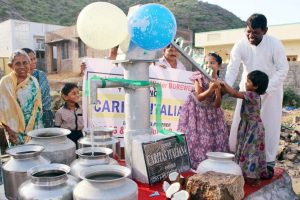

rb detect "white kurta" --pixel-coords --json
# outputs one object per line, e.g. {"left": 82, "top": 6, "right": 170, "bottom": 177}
{"left": 150, "top": 56, "right": 186, "bottom": 70}
{"left": 225, "top": 35, "right": 289, "bottom": 162}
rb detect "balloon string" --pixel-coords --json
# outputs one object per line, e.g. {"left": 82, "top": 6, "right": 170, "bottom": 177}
{"left": 85, "top": 76, "right": 183, "bottom": 143}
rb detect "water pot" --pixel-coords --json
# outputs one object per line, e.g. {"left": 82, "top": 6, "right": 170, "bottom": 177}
{"left": 78, "top": 127, "right": 120, "bottom": 158}
{"left": 73, "top": 165, "right": 138, "bottom": 200}
{"left": 18, "top": 163, "right": 78, "bottom": 200}
{"left": 2, "top": 144, "right": 50, "bottom": 200}
{"left": 196, "top": 152, "right": 242, "bottom": 175}
{"left": 70, "top": 147, "right": 118, "bottom": 179}
{"left": 27, "top": 128, "right": 76, "bottom": 165}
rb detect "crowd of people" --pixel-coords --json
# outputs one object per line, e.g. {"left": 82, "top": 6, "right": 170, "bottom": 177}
{"left": 0, "top": 13, "right": 289, "bottom": 185}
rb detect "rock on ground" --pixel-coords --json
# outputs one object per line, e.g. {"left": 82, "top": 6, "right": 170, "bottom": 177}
{"left": 186, "top": 171, "right": 244, "bottom": 200}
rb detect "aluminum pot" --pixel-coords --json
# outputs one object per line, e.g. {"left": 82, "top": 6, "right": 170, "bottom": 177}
{"left": 73, "top": 165, "right": 138, "bottom": 200}
{"left": 27, "top": 128, "right": 76, "bottom": 165}
{"left": 196, "top": 152, "right": 242, "bottom": 175}
{"left": 70, "top": 147, "right": 118, "bottom": 179}
{"left": 2, "top": 144, "right": 50, "bottom": 200}
{"left": 78, "top": 127, "right": 120, "bottom": 158}
{"left": 18, "top": 163, "right": 79, "bottom": 200}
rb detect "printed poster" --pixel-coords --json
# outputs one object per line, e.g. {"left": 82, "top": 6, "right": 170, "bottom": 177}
{"left": 82, "top": 58, "right": 193, "bottom": 137}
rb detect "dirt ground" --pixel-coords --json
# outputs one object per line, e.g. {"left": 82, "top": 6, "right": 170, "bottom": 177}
{"left": 47, "top": 72, "right": 83, "bottom": 92}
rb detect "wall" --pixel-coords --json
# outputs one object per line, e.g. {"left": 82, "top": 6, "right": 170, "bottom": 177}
{"left": 0, "top": 19, "right": 66, "bottom": 74}
{"left": 218, "top": 62, "right": 300, "bottom": 95}
{"left": 202, "top": 44, "right": 233, "bottom": 63}
{"left": 45, "top": 26, "right": 109, "bottom": 73}
{"left": 195, "top": 23, "right": 300, "bottom": 63}
{"left": 0, "top": 20, "right": 13, "bottom": 57}
{"left": 284, "top": 62, "right": 300, "bottom": 94}
{"left": 10, "top": 20, "right": 65, "bottom": 51}
{"left": 195, "top": 28, "right": 242, "bottom": 47}
{"left": 0, "top": 57, "right": 9, "bottom": 75}
{"left": 283, "top": 40, "right": 300, "bottom": 61}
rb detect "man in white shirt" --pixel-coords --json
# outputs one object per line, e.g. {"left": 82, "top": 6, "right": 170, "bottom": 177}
{"left": 151, "top": 44, "right": 186, "bottom": 70}
{"left": 225, "top": 13, "right": 289, "bottom": 177}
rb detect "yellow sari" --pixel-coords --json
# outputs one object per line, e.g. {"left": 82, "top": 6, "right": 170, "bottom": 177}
{"left": 0, "top": 71, "right": 43, "bottom": 144}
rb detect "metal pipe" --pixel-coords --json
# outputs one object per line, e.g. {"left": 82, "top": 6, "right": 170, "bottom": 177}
{"left": 89, "top": 80, "right": 141, "bottom": 104}
{"left": 88, "top": 43, "right": 156, "bottom": 170}
{"left": 171, "top": 41, "right": 212, "bottom": 81}
{"left": 122, "top": 62, "right": 152, "bottom": 166}
{"left": 88, "top": 63, "right": 153, "bottom": 167}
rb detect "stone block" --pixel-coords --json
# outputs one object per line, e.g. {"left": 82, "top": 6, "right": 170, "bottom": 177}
{"left": 186, "top": 171, "right": 244, "bottom": 200}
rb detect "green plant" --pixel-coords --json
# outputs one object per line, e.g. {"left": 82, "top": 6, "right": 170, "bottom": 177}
{"left": 283, "top": 88, "right": 300, "bottom": 108}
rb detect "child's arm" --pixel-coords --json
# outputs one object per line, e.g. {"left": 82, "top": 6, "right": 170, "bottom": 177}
{"left": 214, "top": 86, "right": 222, "bottom": 107}
{"left": 194, "top": 80, "right": 202, "bottom": 95}
{"left": 194, "top": 80, "right": 218, "bottom": 101}
{"left": 220, "top": 81, "right": 244, "bottom": 99}
{"left": 54, "top": 110, "right": 62, "bottom": 127}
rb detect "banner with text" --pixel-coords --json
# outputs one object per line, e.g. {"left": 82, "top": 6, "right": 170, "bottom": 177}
{"left": 82, "top": 58, "right": 193, "bottom": 137}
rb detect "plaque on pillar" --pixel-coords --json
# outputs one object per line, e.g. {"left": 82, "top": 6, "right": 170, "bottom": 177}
{"left": 142, "top": 135, "right": 191, "bottom": 185}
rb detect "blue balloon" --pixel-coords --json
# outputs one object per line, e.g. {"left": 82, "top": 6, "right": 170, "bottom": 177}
{"left": 128, "top": 4, "right": 177, "bottom": 51}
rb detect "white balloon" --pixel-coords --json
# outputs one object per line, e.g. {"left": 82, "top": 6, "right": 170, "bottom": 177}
{"left": 77, "top": 2, "right": 128, "bottom": 50}
{"left": 119, "top": 34, "right": 131, "bottom": 53}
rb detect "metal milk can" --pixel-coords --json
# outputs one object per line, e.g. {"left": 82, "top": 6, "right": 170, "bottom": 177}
{"left": 78, "top": 127, "right": 120, "bottom": 158}
{"left": 73, "top": 165, "right": 138, "bottom": 200}
{"left": 27, "top": 128, "right": 76, "bottom": 165}
{"left": 18, "top": 163, "right": 79, "bottom": 200}
{"left": 2, "top": 144, "right": 50, "bottom": 200}
{"left": 70, "top": 147, "right": 118, "bottom": 179}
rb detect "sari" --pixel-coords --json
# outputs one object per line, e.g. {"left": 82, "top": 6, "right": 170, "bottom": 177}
{"left": 32, "top": 69, "right": 54, "bottom": 127}
{"left": 0, "top": 71, "right": 43, "bottom": 145}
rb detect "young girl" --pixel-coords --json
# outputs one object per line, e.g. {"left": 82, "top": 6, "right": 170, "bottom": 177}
{"left": 178, "top": 52, "right": 229, "bottom": 169}
{"left": 221, "top": 70, "right": 270, "bottom": 184}
{"left": 55, "top": 83, "right": 84, "bottom": 148}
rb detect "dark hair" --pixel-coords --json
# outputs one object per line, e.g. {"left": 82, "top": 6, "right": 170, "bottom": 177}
{"left": 21, "top": 48, "right": 35, "bottom": 55}
{"left": 206, "top": 52, "right": 222, "bottom": 76}
{"left": 247, "top": 70, "right": 269, "bottom": 95}
{"left": 207, "top": 52, "right": 222, "bottom": 65}
{"left": 165, "top": 40, "right": 180, "bottom": 49}
{"left": 246, "top": 13, "right": 267, "bottom": 30}
{"left": 61, "top": 83, "right": 78, "bottom": 96}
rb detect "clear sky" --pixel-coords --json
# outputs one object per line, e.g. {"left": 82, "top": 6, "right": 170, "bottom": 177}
{"left": 199, "top": 0, "right": 300, "bottom": 26}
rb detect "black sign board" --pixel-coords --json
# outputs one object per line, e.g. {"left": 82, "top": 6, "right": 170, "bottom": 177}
{"left": 142, "top": 135, "right": 191, "bottom": 185}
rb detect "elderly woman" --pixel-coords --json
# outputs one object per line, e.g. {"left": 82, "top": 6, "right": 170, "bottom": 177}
{"left": 22, "top": 48, "right": 54, "bottom": 128}
{"left": 0, "top": 49, "right": 43, "bottom": 146}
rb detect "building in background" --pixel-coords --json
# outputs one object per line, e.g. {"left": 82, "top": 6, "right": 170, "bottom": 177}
{"left": 45, "top": 25, "right": 109, "bottom": 74}
{"left": 195, "top": 23, "right": 300, "bottom": 63}
{"left": 45, "top": 26, "right": 194, "bottom": 73}
{"left": 0, "top": 19, "right": 65, "bottom": 74}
